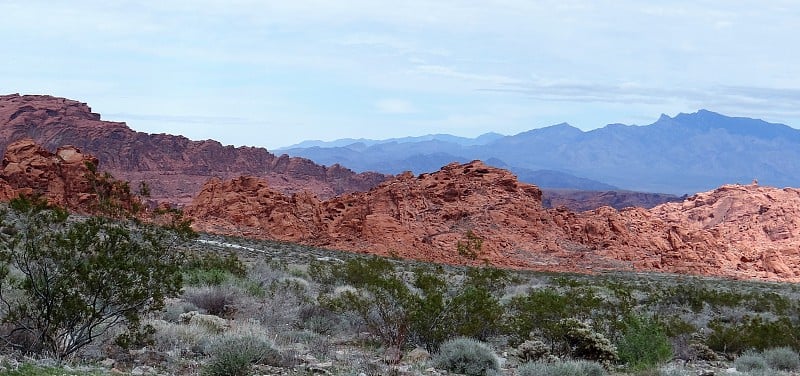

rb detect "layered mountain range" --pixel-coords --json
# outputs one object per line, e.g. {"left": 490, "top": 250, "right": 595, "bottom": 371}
{"left": 3, "top": 94, "right": 800, "bottom": 282}
{"left": 0, "top": 94, "right": 386, "bottom": 204}
{"left": 278, "top": 110, "right": 800, "bottom": 194}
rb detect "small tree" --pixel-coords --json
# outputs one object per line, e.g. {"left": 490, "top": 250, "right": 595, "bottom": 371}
{"left": 0, "top": 196, "right": 188, "bottom": 358}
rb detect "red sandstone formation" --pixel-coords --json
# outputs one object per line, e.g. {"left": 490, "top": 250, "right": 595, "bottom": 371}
{"left": 0, "top": 94, "right": 388, "bottom": 205}
{"left": 186, "top": 161, "right": 800, "bottom": 282}
{"left": 0, "top": 139, "right": 111, "bottom": 212}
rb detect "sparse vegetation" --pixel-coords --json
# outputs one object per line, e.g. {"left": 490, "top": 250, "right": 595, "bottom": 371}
{"left": 0, "top": 216, "right": 799, "bottom": 374}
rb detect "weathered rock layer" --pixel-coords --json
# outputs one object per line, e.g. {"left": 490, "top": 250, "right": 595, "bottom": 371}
{"left": 0, "top": 94, "right": 388, "bottom": 204}
{"left": 186, "top": 160, "right": 800, "bottom": 282}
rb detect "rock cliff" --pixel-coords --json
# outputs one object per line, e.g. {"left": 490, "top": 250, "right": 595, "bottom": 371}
{"left": 0, "top": 94, "right": 388, "bottom": 204}
{"left": 186, "top": 161, "right": 800, "bottom": 282}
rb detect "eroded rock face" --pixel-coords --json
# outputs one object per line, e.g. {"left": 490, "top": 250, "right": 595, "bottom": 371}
{"left": 187, "top": 161, "right": 800, "bottom": 282}
{"left": 1, "top": 139, "right": 100, "bottom": 210}
{"left": 0, "top": 94, "right": 388, "bottom": 205}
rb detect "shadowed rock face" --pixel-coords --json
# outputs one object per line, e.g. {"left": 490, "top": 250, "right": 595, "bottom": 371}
{"left": 187, "top": 161, "right": 800, "bottom": 282}
{"left": 0, "top": 94, "right": 388, "bottom": 205}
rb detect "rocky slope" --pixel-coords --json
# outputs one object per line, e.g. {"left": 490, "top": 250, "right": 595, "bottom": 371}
{"left": 186, "top": 160, "right": 800, "bottom": 282}
{"left": 0, "top": 94, "right": 388, "bottom": 204}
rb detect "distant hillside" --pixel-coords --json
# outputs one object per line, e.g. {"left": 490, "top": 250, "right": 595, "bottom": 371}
{"left": 279, "top": 110, "right": 800, "bottom": 194}
{"left": 0, "top": 94, "right": 388, "bottom": 204}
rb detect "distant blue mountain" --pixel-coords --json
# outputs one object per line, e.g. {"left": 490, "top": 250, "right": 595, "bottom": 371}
{"left": 277, "top": 110, "right": 800, "bottom": 194}
{"left": 278, "top": 132, "right": 505, "bottom": 149}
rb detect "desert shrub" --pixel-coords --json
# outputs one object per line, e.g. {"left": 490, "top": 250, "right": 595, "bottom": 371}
{"left": 324, "top": 257, "right": 414, "bottom": 352}
{"left": 161, "top": 300, "right": 200, "bottom": 323}
{"left": 184, "top": 251, "right": 246, "bottom": 281}
{"left": 734, "top": 350, "right": 768, "bottom": 372}
{"left": 247, "top": 277, "right": 312, "bottom": 329}
{"left": 706, "top": 316, "right": 800, "bottom": 355}
{"left": 516, "top": 339, "right": 551, "bottom": 362}
{"left": 506, "top": 285, "right": 602, "bottom": 346}
{"left": 561, "top": 319, "right": 618, "bottom": 367}
{"left": 202, "top": 334, "right": 280, "bottom": 376}
{"left": 616, "top": 315, "right": 673, "bottom": 370}
{"left": 763, "top": 346, "right": 800, "bottom": 371}
{"left": 181, "top": 251, "right": 252, "bottom": 288}
{"left": 409, "top": 266, "right": 509, "bottom": 350}
{"left": 184, "top": 285, "right": 242, "bottom": 317}
{"left": 0, "top": 196, "right": 187, "bottom": 358}
{"left": 296, "top": 304, "right": 342, "bottom": 335}
{"left": 517, "top": 359, "right": 607, "bottom": 376}
{"left": 433, "top": 337, "right": 500, "bottom": 376}
{"left": 203, "top": 322, "right": 290, "bottom": 376}
{"left": 148, "top": 319, "right": 215, "bottom": 354}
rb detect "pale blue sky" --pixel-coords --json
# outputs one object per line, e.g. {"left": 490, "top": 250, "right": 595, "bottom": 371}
{"left": 2, "top": 1, "right": 799, "bottom": 149}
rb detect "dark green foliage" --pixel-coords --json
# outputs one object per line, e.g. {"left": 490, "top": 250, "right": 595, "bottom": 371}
{"left": 433, "top": 337, "right": 499, "bottom": 376}
{"left": 457, "top": 230, "right": 483, "bottom": 260}
{"left": 324, "top": 257, "right": 414, "bottom": 353}
{"left": 183, "top": 251, "right": 246, "bottom": 286}
{"left": 706, "top": 316, "right": 800, "bottom": 356}
{"left": 616, "top": 315, "right": 673, "bottom": 370}
{"left": 0, "top": 196, "right": 187, "bottom": 358}
{"left": 322, "top": 257, "right": 509, "bottom": 353}
{"left": 506, "top": 284, "right": 603, "bottom": 347}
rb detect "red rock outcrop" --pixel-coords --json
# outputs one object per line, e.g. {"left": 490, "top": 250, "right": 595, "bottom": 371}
{"left": 0, "top": 139, "right": 117, "bottom": 212}
{"left": 187, "top": 161, "right": 800, "bottom": 282}
{"left": 0, "top": 94, "right": 388, "bottom": 205}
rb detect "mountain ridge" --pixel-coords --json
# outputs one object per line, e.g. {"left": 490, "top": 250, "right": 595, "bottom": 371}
{"left": 280, "top": 109, "right": 800, "bottom": 194}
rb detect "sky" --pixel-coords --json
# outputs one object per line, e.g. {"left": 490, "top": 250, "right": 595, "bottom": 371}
{"left": 2, "top": 1, "right": 799, "bottom": 150}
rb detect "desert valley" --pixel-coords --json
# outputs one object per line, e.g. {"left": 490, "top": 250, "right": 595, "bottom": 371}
{"left": 1, "top": 94, "right": 800, "bottom": 376}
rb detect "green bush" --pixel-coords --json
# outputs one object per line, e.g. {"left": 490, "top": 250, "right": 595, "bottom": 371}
{"left": 763, "top": 346, "right": 800, "bottom": 371}
{"left": 183, "top": 251, "right": 246, "bottom": 286}
{"left": 202, "top": 335, "right": 283, "bottom": 376}
{"left": 616, "top": 315, "right": 673, "bottom": 370}
{"left": 506, "top": 285, "right": 603, "bottom": 346}
{"left": 734, "top": 350, "right": 768, "bottom": 372}
{"left": 433, "top": 337, "right": 500, "bottom": 376}
{"left": 0, "top": 197, "right": 187, "bottom": 358}
{"left": 707, "top": 316, "right": 800, "bottom": 355}
{"left": 517, "top": 360, "right": 607, "bottom": 376}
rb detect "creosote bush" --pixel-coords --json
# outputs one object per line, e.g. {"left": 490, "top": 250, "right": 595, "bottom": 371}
{"left": 433, "top": 337, "right": 500, "bottom": 376}
{"left": 0, "top": 196, "right": 188, "bottom": 359}
{"left": 616, "top": 315, "right": 673, "bottom": 370}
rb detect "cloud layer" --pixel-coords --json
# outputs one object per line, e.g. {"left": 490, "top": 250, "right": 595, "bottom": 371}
{"left": 1, "top": 1, "right": 798, "bottom": 148}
